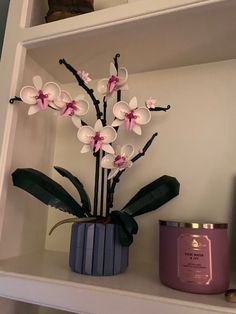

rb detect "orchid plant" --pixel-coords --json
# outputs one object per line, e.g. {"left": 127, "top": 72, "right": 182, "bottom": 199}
{"left": 11, "top": 54, "right": 180, "bottom": 246}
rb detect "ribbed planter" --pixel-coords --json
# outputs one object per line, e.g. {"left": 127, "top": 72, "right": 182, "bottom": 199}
{"left": 69, "top": 222, "right": 129, "bottom": 276}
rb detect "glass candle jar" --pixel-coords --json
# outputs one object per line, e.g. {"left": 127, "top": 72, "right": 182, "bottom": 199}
{"left": 159, "top": 220, "right": 229, "bottom": 294}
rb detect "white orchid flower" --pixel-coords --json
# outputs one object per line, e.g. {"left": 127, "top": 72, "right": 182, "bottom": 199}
{"left": 101, "top": 144, "right": 134, "bottom": 180}
{"left": 77, "top": 119, "right": 117, "bottom": 154}
{"left": 111, "top": 97, "right": 151, "bottom": 135}
{"left": 145, "top": 97, "right": 156, "bottom": 109}
{"left": 54, "top": 91, "right": 89, "bottom": 128}
{"left": 20, "top": 75, "right": 61, "bottom": 115}
{"left": 97, "top": 62, "right": 128, "bottom": 97}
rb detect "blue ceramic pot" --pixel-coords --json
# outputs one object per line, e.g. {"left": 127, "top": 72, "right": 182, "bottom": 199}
{"left": 69, "top": 222, "right": 129, "bottom": 276}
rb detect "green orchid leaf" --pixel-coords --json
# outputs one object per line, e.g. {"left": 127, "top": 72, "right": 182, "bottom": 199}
{"left": 116, "top": 224, "right": 133, "bottom": 247}
{"left": 118, "top": 227, "right": 133, "bottom": 246}
{"left": 12, "top": 168, "right": 86, "bottom": 218}
{"left": 110, "top": 211, "right": 137, "bottom": 247}
{"left": 121, "top": 175, "right": 180, "bottom": 217}
{"left": 110, "top": 211, "right": 138, "bottom": 235}
{"left": 54, "top": 166, "right": 91, "bottom": 215}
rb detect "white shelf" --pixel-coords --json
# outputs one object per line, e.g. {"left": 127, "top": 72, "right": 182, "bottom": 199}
{"left": 21, "top": 0, "right": 236, "bottom": 83}
{"left": 1, "top": 0, "right": 236, "bottom": 313}
{"left": 0, "top": 250, "right": 235, "bottom": 314}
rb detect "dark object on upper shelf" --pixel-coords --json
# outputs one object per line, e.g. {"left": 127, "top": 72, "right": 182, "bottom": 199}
{"left": 46, "top": 0, "right": 94, "bottom": 23}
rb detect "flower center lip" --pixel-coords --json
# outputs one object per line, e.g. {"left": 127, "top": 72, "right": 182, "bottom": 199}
{"left": 93, "top": 132, "right": 104, "bottom": 142}
{"left": 36, "top": 90, "right": 48, "bottom": 100}
{"left": 90, "top": 132, "right": 104, "bottom": 152}
{"left": 114, "top": 155, "right": 126, "bottom": 168}
{"left": 107, "top": 75, "right": 119, "bottom": 94}
{"left": 35, "top": 90, "right": 49, "bottom": 109}
{"left": 66, "top": 101, "right": 77, "bottom": 114}
{"left": 125, "top": 110, "right": 137, "bottom": 121}
{"left": 124, "top": 110, "right": 137, "bottom": 131}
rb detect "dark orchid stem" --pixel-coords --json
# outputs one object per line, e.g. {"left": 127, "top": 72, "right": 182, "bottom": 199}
{"left": 114, "top": 53, "right": 122, "bottom": 103}
{"left": 106, "top": 183, "right": 111, "bottom": 217}
{"left": 107, "top": 54, "right": 123, "bottom": 214}
{"left": 117, "top": 90, "right": 121, "bottom": 102}
{"left": 106, "top": 54, "right": 121, "bottom": 215}
{"left": 131, "top": 132, "right": 158, "bottom": 162}
{"left": 81, "top": 120, "right": 88, "bottom": 126}
{"left": 93, "top": 151, "right": 100, "bottom": 216}
{"left": 102, "top": 97, "right": 107, "bottom": 127}
{"left": 108, "top": 132, "right": 158, "bottom": 208}
{"left": 113, "top": 53, "right": 120, "bottom": 71}
{"left": 100, "top": 97, "right": 107, "bottom": 216}
{"left": 150, "top": 105, "right": 171, "bottom": 112}
{"left": 9, "top": 96, "right": 22, "bottom": 104}
{"left": 59, "top": 58, "right": 102, "bottom": 120}
{"left": 49, "top": 105, "right": 59, "bottom": 111}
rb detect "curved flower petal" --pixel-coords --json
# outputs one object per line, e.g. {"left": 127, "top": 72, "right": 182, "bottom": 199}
{"left": 111, "top": 119, "right": 124, "bottom": 127}
{"left": 118, "top": 67, "right": 128, "bottom": 86}
{"left": 121, "top": 144, "right": 134, "bottom": 159}
{"left": 20, "top": 86, "right": 37, "bottom": 105}
{"left": 113, "top": 101, "right": 129, "bottom": 120}
{"left": 53, "top": 97, "right": 65, "bottom": 109}
{"left": 110, "top": 62, "right": 117, "bottom": 76}
{"left": 43, "top": 82, "right": 61, "bottom": 101}
{"left": 97, "top": 79, "right": 109, "bottom": 95}
{"left": 115, "top": 145, "right": 122, "bottom": 155}
{"left": 129, "top": 97, "right": 138, "bottom": 110}
{"left": 75, "top": 94, "right": 85, "bottom": 101}
{"left": 60, "top": 90, "right": 72, "bottom": 102}
{"left": 77, "top": 126, "right": 95, "bottom": 144}
{"left": 101, "top": 154, "right": 115, "bottom": 169}
{"left": 108, "top": 168, "right": 119, "bottom": 180}
{"left": 75, "top": 99, "right": 89, "bottom": 116}
{"left": 81, "top": 144, "right": 91, "bottom": 154}
{"left": 132, "top": 124, "right": 142, "bottom": 135}
{"left": 94, "top": 119, "right": 103, "bottom": 132}
{"left": 102, "top": 144, "right": 115, "bottom": 154}
{"left": 71, "top": 115, "right": 82, "bottom": 128}
{"left": 28, "top": 105, "right": 40, "bottom": 115}
{"left": 100, "top": 126, "right": 117, "bottom": 144}
{"left": 33, "top": 76, "right": 43, "bottom": 90}
{"left": 135, "top": 107, "right": 151, "bottom": 125}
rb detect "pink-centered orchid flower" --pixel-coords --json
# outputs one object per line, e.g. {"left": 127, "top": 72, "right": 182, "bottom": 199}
{"left": 145, "top": 97, "right": 156, "bottom": 109}
{"left": 77, "top": 70, "right": 91, "bottom": 84}
{"left": 20, "top": 76, "right": 61, "bottom": 115}
{"left": 54, "top": 91, "right": 89, "bottom": 128}
{"left": 77, "top": 119, "right": 117, "bottom": 154}
{"left": 112, "top": 97, "right": 151, "bottom": 135}
{"left": 101, "top": 144, "right": 134, "bottom": 180}
{"left": 97, "top": 62, "right": 128, "bottom": 97}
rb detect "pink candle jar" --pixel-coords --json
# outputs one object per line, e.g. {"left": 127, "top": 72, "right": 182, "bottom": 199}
{"left": 159, "top": 220, "right": 229, "bottom": 294}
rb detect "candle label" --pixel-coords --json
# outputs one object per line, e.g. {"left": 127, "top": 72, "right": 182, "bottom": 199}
{"left": 177, "top": 234, "right": 212, "bottom": 285}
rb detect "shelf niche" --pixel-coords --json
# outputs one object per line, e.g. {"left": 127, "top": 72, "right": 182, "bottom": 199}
{"left": 1, "top": 1, "right": 236, "bottom": 313}
{"left": 25, "top": 0, "right": 128, "bottom": 27}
